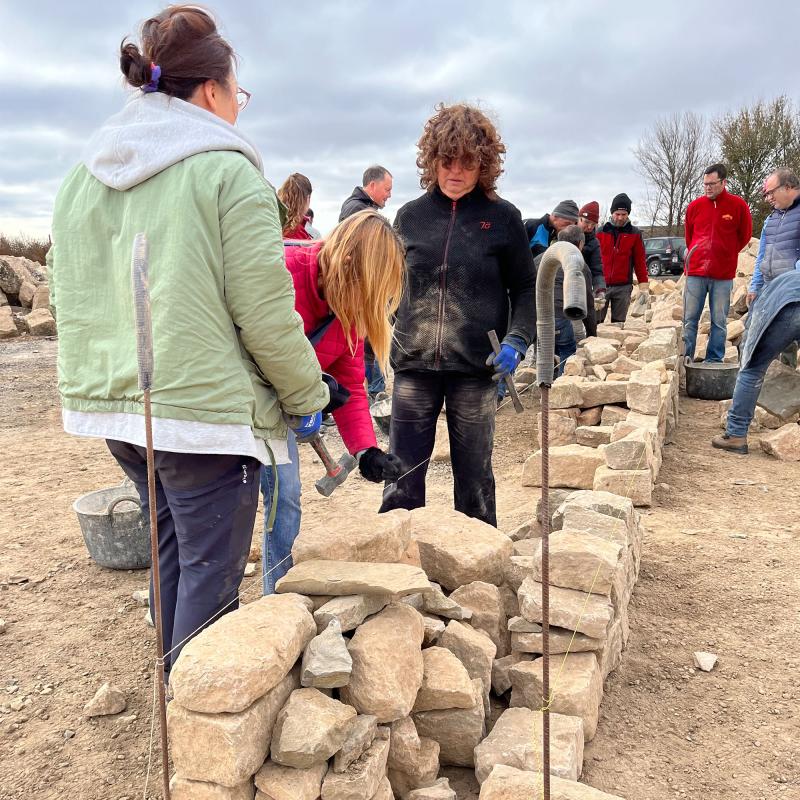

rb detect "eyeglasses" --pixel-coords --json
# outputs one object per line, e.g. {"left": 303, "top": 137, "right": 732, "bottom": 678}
{"left": 703, "top": 179, "right": 723, "bottom": 188}
{"left": 764, "top": 184, "right": 785, "bottom": 199}
{"left": 236, "top": 87, "right": 251, "bottom": 111}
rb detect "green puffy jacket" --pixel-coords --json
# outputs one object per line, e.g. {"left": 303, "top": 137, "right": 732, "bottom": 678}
{"left": 49, "top": 137, "right": 327, "bottom": 444}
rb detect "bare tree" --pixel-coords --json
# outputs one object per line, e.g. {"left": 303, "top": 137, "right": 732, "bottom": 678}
{"left": 633, "top": 112, "right": 712, "bottom": 233}
{"left": 714, "top": 95, "right": 800, "bottom": 230}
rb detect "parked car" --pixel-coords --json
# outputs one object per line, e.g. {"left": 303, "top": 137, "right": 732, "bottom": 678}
{"left": 644, "top": 236, "right": 686, "bottom": 277}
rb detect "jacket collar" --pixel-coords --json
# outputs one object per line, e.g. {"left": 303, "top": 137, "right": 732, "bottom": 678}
{"left": 431, "top": 183, "right": 485, "bottom": 209}
{"left": 352, "top": 186, "right": 378, "bottom": 207}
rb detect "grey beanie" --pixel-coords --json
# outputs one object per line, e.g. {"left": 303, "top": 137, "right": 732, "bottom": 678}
{"left": 552, "top": 199, "right": 579, "bottom": 221}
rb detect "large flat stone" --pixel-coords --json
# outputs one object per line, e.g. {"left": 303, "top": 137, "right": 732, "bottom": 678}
{"left": 170, "top": 594, "right": 314, "bottom": 713}
{"left": 413, "top": 646, "right": 475, "bottom": 712}
{"left": 537, "top": 412, "right": 577, "bottom": 447}
{"left": 321, "top": 730, "right": 390, "bottom": 800}
{"left": 626, "top": 370, "right": 662, "bottom": 415}
{"left": 412, "top": 679, "right": 485, "bottom": 767}
{"left": 603, "top": 428, "right": 655, "bottom": 472}
{"left": 270, "top": 688, "right": 357, "bottom": 768}
{"left": 530, "top": 532, "right": 622, "bottom": 595}
{"left": 410, "top": 507, "right": 513, "bottom": 590}
{"left": 582, "top": 338, "right": 619, "bottom": 365}
{"left": 479, "top": 764, "right": 627, "bottom": 799}
{"left": 254, "top": 760, "right": 327, "bottom": 800}
{"left": 518, "top": 577, "right": 613, "bottom": 640}
{"left": 575, "top": 380, "right": 629, "bottom": 408}
{"left": 553, "top": 491, "right": 637, "bottom": 533}
{"left": 510, "top": 624, "right": 603, "bottom": 655}
{"left": 276, "top": 560, "right": 430, "bottom": 598}
{"left": 168, "top": 669, "right": 298, "bottom": 786}
{"left": 292, "top": 509, "right": 411, "bottom": 564}
{"left": 522, "top": 446, "right": 605, "bottom": 490}
{"left": 760, "top": 423, "right": 800, "bottom": 461}
{"left": 171, "top": 776, "right": 254, "bottom": 800}
{"left": 509, "top": 652, "right": 604, "bottom": 740}
{"left": 593, "top": 465, "right": 652, "bottom": 507}
{"left": 340, "top": 603, "right": 424, "bottom": 722}
{"left": 473, "top": 707, "right": 584, "bottom": 783}
{"left": 405, "top": 778, "right": 457, "bottom": 799}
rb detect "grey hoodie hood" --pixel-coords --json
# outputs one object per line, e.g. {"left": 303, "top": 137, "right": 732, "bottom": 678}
{"left": 83, "top": 91, "right": 263, "bottom": 191}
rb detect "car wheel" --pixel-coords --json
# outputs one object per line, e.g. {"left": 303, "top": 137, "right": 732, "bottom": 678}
{"left": 647, "top": 259, "right": 661, "bottom": 277}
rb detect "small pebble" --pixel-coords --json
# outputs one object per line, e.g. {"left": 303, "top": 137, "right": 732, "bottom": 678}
{"left": 63, "top": 729, "right": 75, "bottom": 740}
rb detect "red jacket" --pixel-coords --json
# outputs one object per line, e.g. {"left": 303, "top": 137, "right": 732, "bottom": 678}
{"left": 284, "top": 243, "right": 376, "bottom": 455}
{"left": 283, "top": 219, "right": 313, "bottom": 241}
{"left": 597, "top": 222, "right": 648, "bottom": 286}
{"left": 684, "top": 189, "right": 752, "bottom": 280}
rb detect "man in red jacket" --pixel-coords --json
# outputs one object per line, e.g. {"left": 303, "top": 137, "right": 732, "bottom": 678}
{"left": 684, "top": 163, "right": 752, "bottom": 361}
{"left": 597, "top": 193, "right": 648, "bottom": 322}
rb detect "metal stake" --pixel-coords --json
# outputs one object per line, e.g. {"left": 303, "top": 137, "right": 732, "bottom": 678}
{"left": 132, "top": 233, "right": 171, "bottom": 800}
{"left": 540, "top": 384, "right": 551, "bottom": 798}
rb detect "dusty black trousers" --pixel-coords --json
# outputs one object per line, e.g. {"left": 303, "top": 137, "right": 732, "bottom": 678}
{"left": 379, "top": 370, "right": 498, "bottom": 526}
{"left": 107, "top": 440, "right": 260, "bottom": 675}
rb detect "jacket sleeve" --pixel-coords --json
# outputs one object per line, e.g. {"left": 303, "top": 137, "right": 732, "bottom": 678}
{"left": 503, "top": 207, "right": 538, "bottom": 347}
{"left": 326, "top": 335, "right": 377, "bottom": 455}
{"left": 218, "top": 162, "right": 328, "bottom": 416}
{"left": 633, "top": 233, "right": 649, "bottom": 284}
{"left": 737, "top": 199, "right": 753, "bottom": 251}
{"left": 585, "top": 239, "right": 606, "bottom": 292}
{"left": 684, "top": 203, "right": 694, "bottom": 248}
{"left": 749, "top": 220, "right": 768, "bottom": 293}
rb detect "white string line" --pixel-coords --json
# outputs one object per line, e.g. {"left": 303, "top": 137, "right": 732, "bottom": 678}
{"left": 142, "top": 661, "right": 158, "bottom": 800}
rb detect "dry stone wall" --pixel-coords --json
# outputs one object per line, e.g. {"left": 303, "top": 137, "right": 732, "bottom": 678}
{"left": 164, "top": 498, "right": 648, "bottom": 799}
{"left": 0, "top": 255, "right": 54, "bottom": 339}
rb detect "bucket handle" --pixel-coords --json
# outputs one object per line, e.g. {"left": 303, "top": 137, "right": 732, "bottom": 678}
{"left": 106, "top": 495, "right": 142, "bottom": 515}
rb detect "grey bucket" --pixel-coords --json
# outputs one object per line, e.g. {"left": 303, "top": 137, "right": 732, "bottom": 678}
{"left": 73, "top": 481, "right": 151, "bottom": 570}
{"left": 684, "top": 357, "right": 740, "bottom": 401}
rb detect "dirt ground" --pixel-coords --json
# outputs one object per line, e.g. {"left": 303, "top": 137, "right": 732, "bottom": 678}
{"left": 1, "top": 337, "right": 798, "bottom": 800}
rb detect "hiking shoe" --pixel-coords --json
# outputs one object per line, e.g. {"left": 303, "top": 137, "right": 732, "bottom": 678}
{"left": 711, "top": 433, "right": 748, "bottom": 454}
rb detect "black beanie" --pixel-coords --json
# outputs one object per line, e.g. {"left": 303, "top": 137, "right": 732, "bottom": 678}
{"left": 551, "top": 199, "right": 579, "bottom": 221}
{"left": 611, "top": 193, "right": 632, "bottom": 213}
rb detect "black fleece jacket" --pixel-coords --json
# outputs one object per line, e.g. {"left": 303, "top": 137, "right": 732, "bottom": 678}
{"left": 391, "top": 185, "right": 537, "bottom": 375}
{"left": 338, "top": 186, "right": 379, "bottom": 221}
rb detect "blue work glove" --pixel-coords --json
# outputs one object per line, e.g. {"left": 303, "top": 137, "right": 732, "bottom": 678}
{"left": 486, "top": 344, "right": 521, "bottom": 382}
{"left": 287, "top": 412, "right": 322, "bottom": 442}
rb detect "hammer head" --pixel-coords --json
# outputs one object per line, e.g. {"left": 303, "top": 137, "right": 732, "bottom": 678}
{"left": 315, "top": 453, "right": 358, "bottom": 496}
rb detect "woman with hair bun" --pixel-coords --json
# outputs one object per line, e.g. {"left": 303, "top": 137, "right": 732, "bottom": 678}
{"left": 278, "top": 173, "right": 314, "bottom": 240}
{"left": 380, "top": 103, "right": 536, "bottom": 527}
{"left": 48, "top": 5, "right": 328, "bottom": 676}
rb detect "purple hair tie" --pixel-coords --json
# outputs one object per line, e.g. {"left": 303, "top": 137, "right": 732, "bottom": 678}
{"left": 142, "top": 63, "right": 161, "bottom": 93}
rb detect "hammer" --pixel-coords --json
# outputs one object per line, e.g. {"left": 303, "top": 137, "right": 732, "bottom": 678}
{"left": 284, "top": 415, "right": 357, "bottom": 496}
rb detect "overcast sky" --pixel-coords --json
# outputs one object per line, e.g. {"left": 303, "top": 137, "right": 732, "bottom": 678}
{"left": 1, "top": 0, "right": 798, "bottom": 239}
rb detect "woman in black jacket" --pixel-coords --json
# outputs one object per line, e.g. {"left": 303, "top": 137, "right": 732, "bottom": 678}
{"left": 380, "top": 103, "right": 536, "bottom": 526}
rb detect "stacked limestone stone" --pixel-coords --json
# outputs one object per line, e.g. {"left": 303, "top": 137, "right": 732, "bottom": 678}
{"left": 520, "top": 312, "right": 682, "bottom": 507}
{"left": 165, "top": 504, "right": 633, "bottom": 799}
{"left": 0, "top": 255, "right": 54, "bottom": 339}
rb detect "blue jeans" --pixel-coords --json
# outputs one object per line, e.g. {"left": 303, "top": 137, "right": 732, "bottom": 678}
{"left": 554, "top": 319, "right": 577, "bottom": 378}
{"left": 726, "top": 302, "right": 800, "bottom": 436}
{"left": 260, "top": 432, "right": 302, "bottom": 594}
{"left": 683, "top": 276, "right": 733, "bottom": 362}
{"left": 364, "top": 341, "right": 385, "bottom": 397}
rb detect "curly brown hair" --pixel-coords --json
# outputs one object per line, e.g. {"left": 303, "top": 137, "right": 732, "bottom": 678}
{"left": 416, "top": 103, "right": 506, "bottom": 198}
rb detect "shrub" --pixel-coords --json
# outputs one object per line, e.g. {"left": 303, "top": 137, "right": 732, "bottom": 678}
{"left": 0, "top": 233, "right": 51, "bottom": 265}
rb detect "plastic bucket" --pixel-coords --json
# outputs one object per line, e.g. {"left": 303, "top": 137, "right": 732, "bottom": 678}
{"left": 73, "top": 482, "right": 151, "bottom": 569}
{"left": 684, "top": 358, "right": 739, "bottom": 401}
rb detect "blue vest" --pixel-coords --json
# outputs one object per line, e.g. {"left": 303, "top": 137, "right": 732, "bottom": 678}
{"left": 761, "top": 196, "right": 800, "bottom": 284}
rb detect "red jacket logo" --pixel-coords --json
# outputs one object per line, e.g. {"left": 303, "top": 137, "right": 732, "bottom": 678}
{"left": 722, "top": 214, "right": 733, "bottom": 221}
{"left": 480, "top": 221, "right": 491, "bottom": 230}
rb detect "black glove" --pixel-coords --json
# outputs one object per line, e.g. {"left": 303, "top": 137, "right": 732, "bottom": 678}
{"left": 358, "top": 447, "right": 402, "bottom": 483}
{"left": 321, "top": 373, "right": 351, "bottom": 415}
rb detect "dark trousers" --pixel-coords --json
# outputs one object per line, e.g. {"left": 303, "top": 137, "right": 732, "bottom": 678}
{"left": 600, "top": 284, "right": 633, "bottom": 323}
{"left": 379, "top": 370, "right": 498, "bottom": 526}
{"left": 107, "top": 440, "right": 260, "bottom": 675}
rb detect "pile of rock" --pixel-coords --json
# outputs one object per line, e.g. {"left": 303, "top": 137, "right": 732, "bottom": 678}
{"left": 521, "top": 318, "right": 681, "bottom": 506}
{"left": 165, "top": 503, "right": 636, "bottom": 799}
{"left": 0, "top": 255, "right": 55, "bottom": 339}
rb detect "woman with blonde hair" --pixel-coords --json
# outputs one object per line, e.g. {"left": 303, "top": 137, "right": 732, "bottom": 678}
{"left": 379, "top": 103, "right": 536, "bottom": 527}
{"left": 278, "top": 172, "right": 314, "bottom": 240}
{"left": 262, "top": 209, "right": 405, "bottom": 592}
